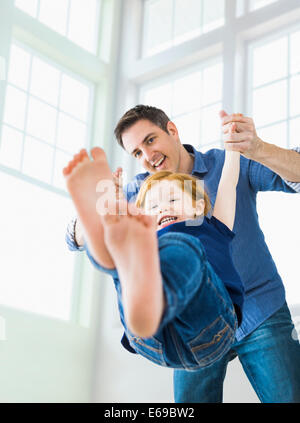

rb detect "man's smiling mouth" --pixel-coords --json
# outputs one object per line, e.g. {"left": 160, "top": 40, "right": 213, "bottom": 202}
{"left": 152, "top": 155, "right": 166, "bottom": 169}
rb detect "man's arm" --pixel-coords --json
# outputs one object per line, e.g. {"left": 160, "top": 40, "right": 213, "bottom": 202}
{"left": 220, "top": 111, "right": 300, "bottom": 183}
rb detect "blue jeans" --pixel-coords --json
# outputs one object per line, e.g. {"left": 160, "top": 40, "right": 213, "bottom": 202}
{"left": 174, "top": 301, "right": 300, "bottom": 403}
{"left": 86, "top": 232, "right": 237, "bottom": 369}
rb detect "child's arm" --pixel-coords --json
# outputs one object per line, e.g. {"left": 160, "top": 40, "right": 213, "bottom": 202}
{"left": 213, "top": 125, "right": 240, "bottom": 231}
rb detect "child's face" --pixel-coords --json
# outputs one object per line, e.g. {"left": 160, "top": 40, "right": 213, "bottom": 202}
{"left": 144, "top": 180, "right": 205, "bottom": 230}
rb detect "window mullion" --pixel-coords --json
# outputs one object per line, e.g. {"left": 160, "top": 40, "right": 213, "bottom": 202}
{"left": 222, "top": 0, "right": 237, "bottom": 113}
{"left": 0, "top": 0, "right": 14, "bottom": 148}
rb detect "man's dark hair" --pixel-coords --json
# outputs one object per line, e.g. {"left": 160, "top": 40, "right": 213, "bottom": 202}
{"left": 114, "top": 105, "right": 170, "bottom": 149}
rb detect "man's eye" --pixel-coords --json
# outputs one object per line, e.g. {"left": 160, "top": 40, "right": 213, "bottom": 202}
{"left": 170, "top": 198, "right": 178, "bottom": 203}
{"left": 151, "top": 205, "right": 158, "bottom": 209}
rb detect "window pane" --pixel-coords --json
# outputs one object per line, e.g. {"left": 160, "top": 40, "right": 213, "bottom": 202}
{"left": 30, "top": 56, "right": 60, "bottom": 106}
{"left": 68, "top": 0, "right": 99, "bottom": 53}
{"left": 202, "top": 62, "right": 223, "bottom": 105}
{"left": 173, "top": 111, "right": 201, "bottom": 148}
{"left": 252, "top": 37, "right": 288, "bottom": 87}
{"left": 202, "top": 0, "right": 225, "bottom": 33}
{"left": 22, "top": 136, "right": 54, "bottom": 183}
{"left": 7, "top": 44, "right": 31, "bottom": 90}
{"left": 250, "top": 0, "right": 278, "bottom": 11}
{"left": 257, "top": 122, "right": 287, "bottom": 148}
{"left": 172, "top": 71, "right": 202, "bottom": 116}
{"left": 290, "top": 75, "right": 300, "bottom": 118}
{"left": 60, "top": 74, "right": 90, "bottom": 121}
{"left": 15, "top": 0, "right": 38, "bottom": 17}
{"left": 0, "top": 125, "right": 23, "bottom": 170}
{"left": 144, "top": 0, "right": 173, "bottom": 55}
{"left": 143, "top": 83, "right": 173, "bottom": 117}
{"left": 174, "top": 0, "right": 202, "bottom": 45}
{"left": 290, "top": 31, "right": 300, "bottom": 75}
{"left": 201, "top": 103, "right": 222, "bottom": 143}
{"left": 3, "top": 85, "right": 27, "bottom": 130}
{"left": 252, "top": 81, "right": 287, "bottom": 126}
{"left": 26, "top": 97, "right": 57, "bottom": 144}
{"left": 57, "top": 113, "right": 87, "bottom": 154}
{"left": 0, "top": 172, "right": 75, "bottom": 320}
{"left": 38, "top": 0, "right": 69, "bottom": 36}
{"left": 289, "top": 117, "right": 300, "bottom": 149}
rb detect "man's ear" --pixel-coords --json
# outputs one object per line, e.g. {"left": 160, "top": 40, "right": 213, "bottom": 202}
{"left": 167, "top": 121, "right": 178, "bottom": 136}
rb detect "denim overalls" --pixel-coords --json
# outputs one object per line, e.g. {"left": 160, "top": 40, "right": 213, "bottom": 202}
{"left": 85, "top": 217, "right": 242, "bottom": 371}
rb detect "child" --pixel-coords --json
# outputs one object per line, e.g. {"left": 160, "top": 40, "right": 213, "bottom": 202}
{"left": 63, "top": 141, "right": 244, "bottom": 370}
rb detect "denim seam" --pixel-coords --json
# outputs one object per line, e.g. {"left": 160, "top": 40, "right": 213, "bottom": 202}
{"left": 134, "top": 338, "right": 161, "bottom": 353}
{"left": 206, "top": 275, "right": 236, "bottom": 319}
{"left": 191, "top": 324, "right": 231, "bottom": 352}
{"left": 168, "top": 323, "right": 190, "bottom": 370}
{"left": 185, "top": 330, "right": 235, "bottom": 371}
{"left": 189, "top": 322, "right": 235, "bottom": 365}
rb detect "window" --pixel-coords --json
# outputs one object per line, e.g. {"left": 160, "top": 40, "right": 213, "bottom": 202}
{"left": 15, "top": 0, "right": 101, "bottom": 53}
{"left": 0, "top": 0, "right": 113, "bottom": 321}
{"left": 249, "top": 27, "right": 300, "bottom": 149}
{"left": 143, "top": 0, "right": 225, "bottom": 57}
{"left": 249, "top": 0, "right": 278, "bottom": 12}
{"left": 1, "top": 42, "right": 93, "bottom": 191}
{"left": 0, "top": 171, "right": 76, "bottom": 320}
{"left": 140, "top": 60, "right": 223, "bottom": 151}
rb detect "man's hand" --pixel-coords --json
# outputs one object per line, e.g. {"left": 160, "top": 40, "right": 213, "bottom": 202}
{"left": 219, "top": 110, "right": 263, "bottom": 160}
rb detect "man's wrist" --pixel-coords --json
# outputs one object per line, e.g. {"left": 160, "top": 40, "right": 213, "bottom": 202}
{"left": 247, "top": 138, "right": 270, "bottom": 162}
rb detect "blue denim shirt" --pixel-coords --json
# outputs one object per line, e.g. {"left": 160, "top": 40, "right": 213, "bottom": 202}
{"left": 123, "top": 145, "right": 299, "bottom": 342}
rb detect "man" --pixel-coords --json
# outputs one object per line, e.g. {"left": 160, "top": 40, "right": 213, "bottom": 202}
{"left": 66, "top": 105, "right": 300, "bottom": 403}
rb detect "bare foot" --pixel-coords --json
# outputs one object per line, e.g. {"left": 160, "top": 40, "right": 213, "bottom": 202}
{"left": 102, "top": 212, "right": 164, "bottom": 338}
{"left": 63, "top": 147, "right": 116, "bottom": 269}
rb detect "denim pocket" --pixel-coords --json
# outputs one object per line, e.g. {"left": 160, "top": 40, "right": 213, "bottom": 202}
{"left": 126, "top": 332, "right": 167, "bottom": 367}
{"left": 188, "top": 315, "right": 235, "bottom": 367}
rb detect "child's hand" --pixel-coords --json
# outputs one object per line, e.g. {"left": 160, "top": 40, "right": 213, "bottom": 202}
{"left": 112, "top": 167, "right": 125, "bottom": 200}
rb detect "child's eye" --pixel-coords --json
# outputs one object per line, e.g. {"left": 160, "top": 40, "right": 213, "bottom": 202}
{"left": 170, "top": 198, "right": 178, "bottom": 203}
{"left": 134, "top": 151, "right": 141, "bottom": 158}
{"left": 151, "top": 204, "right": 158, "bottom": 209}
{"left": 147, "top": 137, "right": 155, "bottom": 144}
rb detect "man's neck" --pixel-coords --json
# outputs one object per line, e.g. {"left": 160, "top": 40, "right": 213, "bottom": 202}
{"left": 178, "top": 146, "right": 195, "bottom": 174}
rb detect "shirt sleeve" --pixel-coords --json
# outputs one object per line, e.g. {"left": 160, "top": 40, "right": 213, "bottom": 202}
{"left": 282, "top": 147, "right": 300, "bottom": 193}
{"left": 248, "top": 147, "right": 300, "bottom": 194}
{"left": 85, "top": 243, "right": 119, "bottom": 278}
{"left": 65, "top": 217, "right": 85, "bottom": 252}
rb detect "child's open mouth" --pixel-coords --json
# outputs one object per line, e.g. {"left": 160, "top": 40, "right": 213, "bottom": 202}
{"left": 158, "top": 215, "right": 178, "bottom": 229}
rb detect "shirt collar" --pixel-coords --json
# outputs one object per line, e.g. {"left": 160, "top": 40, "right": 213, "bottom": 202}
{"left": 183, "top": 144, "right": 208, "bottom": 175}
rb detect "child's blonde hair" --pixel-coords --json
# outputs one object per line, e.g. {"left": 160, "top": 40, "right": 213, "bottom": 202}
{"left": 135, "top": 171, "right": 211, "bottom": 216}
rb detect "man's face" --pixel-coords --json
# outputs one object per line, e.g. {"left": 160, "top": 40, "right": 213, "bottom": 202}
{"left": 122, "top": 119, "right": 182, "bottom": 174}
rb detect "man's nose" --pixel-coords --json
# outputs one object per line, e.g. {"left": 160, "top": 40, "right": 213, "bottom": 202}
{"left": 143, "top": 147, "right": 152, "bottom": 162}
